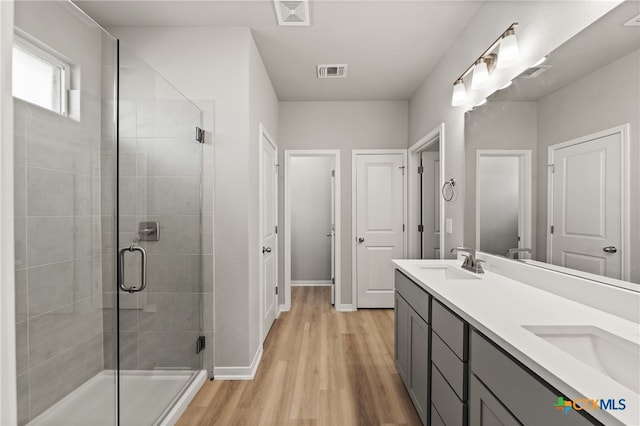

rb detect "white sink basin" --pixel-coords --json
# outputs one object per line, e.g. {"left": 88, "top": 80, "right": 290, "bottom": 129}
{"left": 417, "top": 265, "right": 482, "bottom": 281}
{"left": 523, "top": 325, "right": 640, "bottom": 394}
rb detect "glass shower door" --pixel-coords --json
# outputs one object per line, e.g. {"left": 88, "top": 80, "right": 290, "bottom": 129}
{"left": 117, "top": 43, "right": 204, "bottom": 425}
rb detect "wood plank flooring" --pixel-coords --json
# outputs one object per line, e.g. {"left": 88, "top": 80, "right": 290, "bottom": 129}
{"left": 177, "top": 286, "right": 420, "bottom": 426}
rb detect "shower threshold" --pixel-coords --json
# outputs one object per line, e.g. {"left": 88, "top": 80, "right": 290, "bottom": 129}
{"left": 28, "top": 369, "right": 207, "bottom": 426}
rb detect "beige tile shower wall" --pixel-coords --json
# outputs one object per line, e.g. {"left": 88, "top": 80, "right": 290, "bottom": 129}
{"left": 13, "top": 1, "right": 108, "bottom": 422}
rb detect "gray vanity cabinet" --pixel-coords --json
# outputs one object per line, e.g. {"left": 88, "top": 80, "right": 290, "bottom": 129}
{"left": 394, "top": 269, "right": 600, "bottom": 426}
{"left": 394, "top": 270, "right": 430, "bottom": 424}
{"left": 469, "top": 375, "right": 520, "bottom": 426}
{"left": 470, "top": 331, "right": 597, "bottom": 426}
{"left": 394, "top": 291, "right": 410, "bottom": 384}
{"left": 431, "top": 300, "right": 469, "bottom": 426}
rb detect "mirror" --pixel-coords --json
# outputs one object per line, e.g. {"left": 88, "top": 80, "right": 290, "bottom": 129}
{"left": 464, "top": 0, "right": 640, "bottom": 289}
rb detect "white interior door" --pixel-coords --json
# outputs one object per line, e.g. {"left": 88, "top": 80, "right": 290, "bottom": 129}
{"left": 421, "top": 151, "right": 440, "bottom": 259}
{"left": 355, "top": 153, "right": 405, "bottom": 308}
{"left": 549, "top": 131, "right": 623, "bottom": 279}
{"left": 261, "top": 129, "right": 278, "bottom": 341}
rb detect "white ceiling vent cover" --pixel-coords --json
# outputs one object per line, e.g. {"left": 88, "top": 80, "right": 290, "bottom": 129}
{"left": 274, "top": 0, "right": 310, "bottom": 26}
{"left": 624, "top": 14, "right": 640, "bottom": 26}
{"left": 517, "top": 64, "right": 552, "bottom": 79}
{"left": 317, "top": 64, "right": 348, "bottom": 79}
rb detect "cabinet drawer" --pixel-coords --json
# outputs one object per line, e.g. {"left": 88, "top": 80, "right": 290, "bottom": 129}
{"left": 432, "top": 300, "right": 466, "bottom": 360}
{"left": 432, "top": 331, "right": 465, "bottom": 400}
{"left": 431, "top": 365, "right": 466, "bottom": 426}
{"left": 471, "top": 331, "right": 596, "bottom": 426}
{"left": 395, "top": 269, "right": 430, "bottom": 322}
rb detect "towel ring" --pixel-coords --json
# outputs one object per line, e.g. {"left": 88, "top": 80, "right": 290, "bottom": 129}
{"left": 442, "top": 178, "right": 456, "bottom": 201}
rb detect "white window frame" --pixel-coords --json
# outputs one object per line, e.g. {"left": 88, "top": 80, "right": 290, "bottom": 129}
{"left": 13, "top": 33, "right": 70, "bottom": 115}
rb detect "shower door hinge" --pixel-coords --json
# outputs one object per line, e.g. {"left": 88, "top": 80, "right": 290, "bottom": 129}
{"left": 196, "top": 127, "right": 205, "bottom": 143}
{"left": 550, "top": 225, "right": 554, "bottom": 234}
{"left": 196, "top": 335, "right": 206, "bottom": 354}
{"left": 418, "top": 224, "right": 424, "bottom": 232}
{"left": 332, "top": 277, "right": 335, "bottom": 285}
{"left": 417, "top": 166, "right": 424, "bottom": 175}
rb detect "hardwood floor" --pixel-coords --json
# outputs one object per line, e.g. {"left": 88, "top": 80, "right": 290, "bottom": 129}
{"left": 177, "top": 286, "right": 421, "bottom": 426}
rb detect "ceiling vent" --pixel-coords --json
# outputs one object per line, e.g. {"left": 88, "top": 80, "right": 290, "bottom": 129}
{"left": 624, "top": 14, "right": 640, "bottom": 26}
{"left": 274, "top": 0, "right": 310, "bottom": 26}
{"left": 317, "top": 64, "right": 348, "bottom": 79}
{"left": 516, "top": 64, "right": 552, "bottom": 79}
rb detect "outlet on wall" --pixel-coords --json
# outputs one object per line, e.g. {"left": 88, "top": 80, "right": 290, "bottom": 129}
{"left": 446, "top": 218, "right": 453, "bottom": 234}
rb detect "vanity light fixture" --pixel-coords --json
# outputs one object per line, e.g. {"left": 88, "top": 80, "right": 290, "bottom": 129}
{"left": 451, "top": 78, "right": 468, "bottom": 106}
{"left": 450, "top": 23, "right": 519, "bottom": 106}
{"left": 497, "top": 27, "right": 519, "bottom": 68}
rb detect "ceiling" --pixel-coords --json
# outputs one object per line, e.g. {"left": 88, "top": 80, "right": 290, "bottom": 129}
{"left": 491, "top": 0, "right": 640, "bottom": 102}
{"left": 74, "top": 0, "right": 483, "bottom": 101}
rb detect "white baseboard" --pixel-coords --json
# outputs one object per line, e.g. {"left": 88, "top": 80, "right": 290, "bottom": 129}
{"left": 213, "top": 345, "right": 263, "bottom": 380}
{"left": 291, "top": 280, "right": 332, "bottom": 287}
{"left": 277, "top": 303, "right": 288, "bottom": 318}
{"left": 336, "top": 304, "right": 356, "bottom": 312}
{"left": 160, "top": 370, "right": 207, "bottom": 425}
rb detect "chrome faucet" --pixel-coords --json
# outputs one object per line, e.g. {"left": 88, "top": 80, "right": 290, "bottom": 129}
{"left": 506, "top": 247, "right": 531, "bottom": 259}
{"left": 450, "top": 247, "right": 485, "bottom": 274}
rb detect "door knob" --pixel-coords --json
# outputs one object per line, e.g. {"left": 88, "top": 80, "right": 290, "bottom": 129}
{"left": 603, "top": 246, "right": 617, "bottom": 253}
{"left": 262, "top": 247, "right": 272, "bottom": 254}
{"left": 358, "top": 237, "right": 365, "bottom": 243}
{"left": 326, "top": 233, "right": 332, "bottom": 237}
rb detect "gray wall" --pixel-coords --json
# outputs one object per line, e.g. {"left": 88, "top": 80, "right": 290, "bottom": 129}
{"left": 278, "top": 101, "right": 408, "bottom": 306}
{"left": 536, "top": 50, "right": 640, "bottom": 283}
{"left": 290, "top": 156, "right": 333, "bottom": 282}
{"left": 409, "top": 1, "right": 620, "bottom": 258}
{"left": 464, "top": 101, "right": 538, "bottom": 255}
{"left": 14, "top": 2, "right": 107, "bottom": 422}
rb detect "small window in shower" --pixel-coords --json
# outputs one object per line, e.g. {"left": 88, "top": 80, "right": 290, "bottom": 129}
{"left": 12, "top": 34, "right": 71, "bottom": 115}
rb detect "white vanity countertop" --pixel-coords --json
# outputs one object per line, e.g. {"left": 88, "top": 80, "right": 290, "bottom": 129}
{"left": 392, "top": 259, "right": 640, "bottom": 426}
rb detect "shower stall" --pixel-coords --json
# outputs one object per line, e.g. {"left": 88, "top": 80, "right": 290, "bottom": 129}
{"left": 13, "top": 1, "right": 209, "bottom": 424}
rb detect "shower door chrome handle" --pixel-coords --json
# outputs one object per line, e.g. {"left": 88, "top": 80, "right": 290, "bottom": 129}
{"left": 118, "top": 245, "right": 147, "bottom": 293}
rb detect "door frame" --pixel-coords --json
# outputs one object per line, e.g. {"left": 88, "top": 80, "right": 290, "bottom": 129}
{"left": 283, "top": 150, "right": 341, "bottom": 311}
{"left": 475, "top": 149, "right": 532, "bottom": 256}
{"left": 547, "top": 124, "right": 630, "bottom": 280}
{"left": 259, "top": 123, "right": 278, "bottom": 344}
{"left": 351, "top": 149, "right": 408, "bottom": 310}
{"left": 0, "top": 2, "right": 17, "bottom": 422}
{"left": 408, "top": 123, "right": 445, "bottom": 259}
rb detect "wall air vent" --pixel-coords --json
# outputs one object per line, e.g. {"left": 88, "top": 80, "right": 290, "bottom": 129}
{"left": 624, "top": 14, "right": 640, "bottom": 27}
{"left": 516, "top": 64, "right": 552, "bottom": 79}
{"left": 274, "top": 0, "right": 310, "bottom": 26}
{"left": 317, "top": 64, "right": 348, "bottom": 79}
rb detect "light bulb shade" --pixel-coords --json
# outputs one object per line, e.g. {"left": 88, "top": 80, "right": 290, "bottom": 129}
{"left": 451, "top": 80, "right": 467, "bottom": 106}
{"left": 471, "top": 60, "right": 489, "bottom": 90}
{"left": 497, "top": 32, "right": 519, "bottom": 69}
